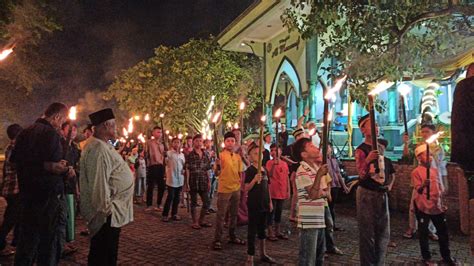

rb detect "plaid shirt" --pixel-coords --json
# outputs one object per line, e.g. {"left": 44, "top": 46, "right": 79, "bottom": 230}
{"left": 2, "top": 143, "right": 19, "bottom": 197}
{"left": 185, "top": 149, "right": 211, "bottom": 192}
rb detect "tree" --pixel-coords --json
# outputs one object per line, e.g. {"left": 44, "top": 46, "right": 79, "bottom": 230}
{"left": 0, "top": 0, "right": 61, "bottom": 90}
{"left": 107, "top": 38, "right": 261, "bottom": 133}
{"left": 283, "top": 0, "right": 473, "bottom": 107}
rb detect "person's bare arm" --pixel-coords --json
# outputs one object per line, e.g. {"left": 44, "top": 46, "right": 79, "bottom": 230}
{"left": 307, "top": 165, "right": 329, "bottom": 200}
{"left": 245, "top": 173, "right": 262, "bottom": 192}
{"left": 297, "top": 108, "right": 310, "bottom": 129}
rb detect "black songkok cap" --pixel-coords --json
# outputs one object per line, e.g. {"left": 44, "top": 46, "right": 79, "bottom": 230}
{"left": 224, "top": 131, "right": 236, "bottom": 140}
{"left": 377, "top": 138, "right": 389, "bottom": 148}
{"left": 358, "top": 114, "right": 370, "bottom": 128}
{"left": 89, "top": 108, "right": 115, "bottom": 126}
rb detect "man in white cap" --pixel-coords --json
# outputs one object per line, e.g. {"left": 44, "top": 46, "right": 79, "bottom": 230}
{"left": 80, "top": 108, "right": 134, "bottom": 265}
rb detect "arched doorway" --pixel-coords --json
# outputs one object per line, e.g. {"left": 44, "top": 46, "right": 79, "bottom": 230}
{"left": 269, "top": 57, "right": 302, "bottom": 129}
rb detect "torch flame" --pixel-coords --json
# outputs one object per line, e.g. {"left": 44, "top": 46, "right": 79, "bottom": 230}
{"left": 275, "top": 108, "right": 282, "bottom": 118}
{"left": 324, "top": 75, "right": 347, "bottom": 100}
{"left": 369, "top": 80, "right": 395, "bottom": 96}
{"left": 397, "top": 83, "right": 411, "bottom": 96}
{"left": 239, "top": 102, "right": 245, "bottom": 110}
{"left": 178, "top": 133, "right": 183, "bottom": 139}
{"left": 328, "top": 109, "right": 333, "bottom": 122}
{"left": 260, "top": 115, "right": 267, "bottom": 123}
{"left": 144, "top": 113, "right": 150, "bottom": 121}
{"left": 123, "top": 128, "right": 128, "bottom": 137}
{"left": 234, "top": 122, "right": 239, "bottom": 129}
{"left": 138, "top": 133, "right": 146, "bottom": 143}
{"left": 221, "top": 142, "right": 225, "bottom": 148}
{"left": 165, "top": 130, "right": 170, "bottom": 135}
{"left": 134, "top": 115, "right": 140, "bottom": 121}
{"left": 308, "top": 128, "right": 316, "bottom": 136}
{"left": 226, "top": 122, "right": 232, "bottom": 129}
{"left": 212, "top": 112, "right": 221, "bottom": 123}
{"left": 68, "top": 106, "right": 77, "bottom": 121}
{"left": 0, "top": 48, "right": 13, "bottom": 61}
{"left": 127, "top": 118, "right": 134, "bottom": 133}
{"left": 426, "top": 131, "right": 443, "bottom": 144}
{"left": 159, "top": 113, "right": 165, "bottom": 118}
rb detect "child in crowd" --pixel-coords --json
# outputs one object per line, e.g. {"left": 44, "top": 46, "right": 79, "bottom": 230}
{"left": 245, "top": 143, "right": 275, "bottom": 265}
{"left": 265, "top": 144, "right": 289, "bottom": 241}
{"left": 412, "top": 145, "right": 456, "bottom": 265}
{"left": 162, "top": 138, "right": 185, "bottom": 222}
{"left": 293, "top": 138, "right": 329, "bottom": 266}
{"left": 134, "top": 150, "right": 147, "bottom": 203}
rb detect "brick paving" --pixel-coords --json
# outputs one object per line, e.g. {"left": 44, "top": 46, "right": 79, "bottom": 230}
{"left": 0, "top": 197, "right": 471, "bottom": 265}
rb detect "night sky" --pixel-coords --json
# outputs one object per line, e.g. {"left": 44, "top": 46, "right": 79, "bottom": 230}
{"left": 26, "top": 0, "right": 254, "bottom": 123}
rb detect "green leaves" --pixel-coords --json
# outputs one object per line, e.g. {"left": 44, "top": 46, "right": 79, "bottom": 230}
{"left": 107, "top": 38, "right": 262, "bottom": 134}
{"left": 283, "top": 0, "right": 474, "bottom": 108}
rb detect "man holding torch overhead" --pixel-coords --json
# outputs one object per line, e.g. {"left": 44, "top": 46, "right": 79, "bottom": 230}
{"left": 354, "top": 114, "right": 390, "bottom": 266}
{"left": 80, "top": 108, "right": 134, "bottom": 266}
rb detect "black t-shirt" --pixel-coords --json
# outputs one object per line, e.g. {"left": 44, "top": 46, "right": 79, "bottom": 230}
{"left": 452, "top": 76, "right": 474, "bottom": 172}
{"left": 245, "top": 165, "right": 270, "bottom": 213}
{"left": 61, "top": 138, "right": 81, "bottom": 195}
{"left": 283, "top": 144, "right": 299, "bottom": 174}
{"left": 356, "top": 143, "right": 395, "bottom": 192}
{"left": 11, "top": 118, "right": 64, "bottom": 202}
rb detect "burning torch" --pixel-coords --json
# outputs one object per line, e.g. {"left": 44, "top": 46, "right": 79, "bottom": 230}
{"left": 0, "top": 46, "right": 14, "bottom": 61}
{"left": 274, "top": 108, "right": 282, "bottom": 159}
{"left": 397, "top": 83, "right": 411, "bottom": 134}
{"left": 368, "top": 80, "right": 395, "bottom": 182}
{"left": 425, "top": 131, "right": 443, "bottom": 200}
{"left": 257, "top": 115, "right": 266, "bottom": 183}
{"left": 239, "top": 101, "right": 245, "bottom": 145}
{"left": 64, "top": 106, "right": 77, "bottom": 160}
{"left": 320, "top": 75, "right": 347, "bottom": 164}
{"left": 160, "top": 113, "right": 168, "bottom": 167}
{"left": 211, "top": 111, "right": 222, "bottom": 158}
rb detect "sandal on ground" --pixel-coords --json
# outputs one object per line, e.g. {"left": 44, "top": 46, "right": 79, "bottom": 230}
{"left": 173, "top": 215, "right": 182, "bottom": 221}
{"left": 191, "top": 224, "right": 201, "bottom": 230}
{"left": 199, "top": 222, "right": 213, "bottom": 227}
{"left": 267, "top": 235, "right": 278, "bottom": 241}
{"left": 276, "top": 233, "right": 289, "bottom": 240}
{"left": 260, "top": 255, "right": 276, "bottom": 264}
{"left": 402, "top": 230, "right": 417, "bottom": 239}
{"left": 213, "top": 241, "right": 222, "bottom": 250}
{"left": 428, "top": 233, "right": 439, "bottom": 241}
{"left": 228, "top": 237, "right": 246, "bottom": 245}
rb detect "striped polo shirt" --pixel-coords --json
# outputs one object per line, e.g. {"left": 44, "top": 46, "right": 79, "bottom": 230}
{"left": 295, "top": 161, "right": 327, "bottom": 229}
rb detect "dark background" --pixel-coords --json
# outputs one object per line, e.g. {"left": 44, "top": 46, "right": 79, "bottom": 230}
{"left": 2, "top": 0, "right": 254, "bottom": 148}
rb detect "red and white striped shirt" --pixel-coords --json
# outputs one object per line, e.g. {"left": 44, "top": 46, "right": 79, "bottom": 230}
{"left": 295, "top": 161, "right": 327, "bottom": 229}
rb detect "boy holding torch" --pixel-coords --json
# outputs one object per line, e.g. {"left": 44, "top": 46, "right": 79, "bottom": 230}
{"left": 354, "top": 114, "right": 390, "bottom": 265}
{"left": 412, "top": 145, "right": 456, "bottom": 265}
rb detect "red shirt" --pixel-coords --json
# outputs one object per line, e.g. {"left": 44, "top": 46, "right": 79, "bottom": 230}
{"left": 266, "top": 159, "right": 289, "bottom": 200}
{"left": 411, "top": 165, "right": 445, "bottom": 215}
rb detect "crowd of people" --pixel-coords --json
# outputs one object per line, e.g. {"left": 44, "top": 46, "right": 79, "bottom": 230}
{"left": 0, "top": 102, "right": 458, "bottom": 266}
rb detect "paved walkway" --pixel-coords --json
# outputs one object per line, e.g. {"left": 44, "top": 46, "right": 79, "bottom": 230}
{"left": 0, "top": 198, "right": 471, "bottom": 265}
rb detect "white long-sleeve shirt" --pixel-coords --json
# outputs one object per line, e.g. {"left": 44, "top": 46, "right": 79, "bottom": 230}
{"left": 80, "top": 137, "right": 134, "bottom": 236}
